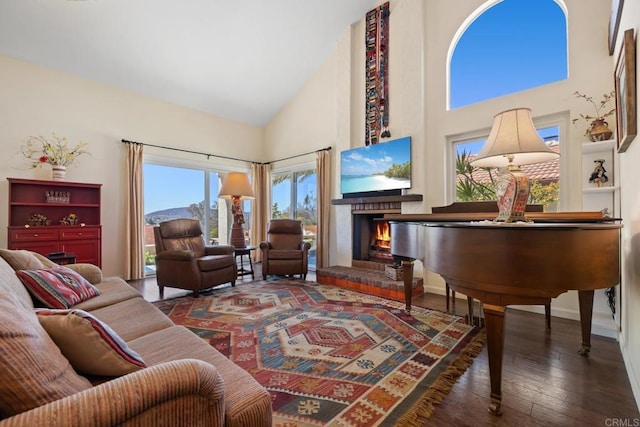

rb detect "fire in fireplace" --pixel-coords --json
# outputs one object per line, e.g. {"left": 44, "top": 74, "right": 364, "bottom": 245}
{"left": 373, "top": 220, "right": 391, "bottom": 249}
{"left": 352, "top": 214, "right": 393, "bottom": 262}
{"left": 370, "top": 219, "right": 393, "bottom": 261}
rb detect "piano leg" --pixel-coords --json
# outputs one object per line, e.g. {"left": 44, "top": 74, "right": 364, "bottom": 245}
{"left": 483, "top": 303, "right": 506, "bottom": 415}
{"left": 401, "top": 259, "right": 414, "bottom": 312}
{"left": 445, "top": 283, "right": 456, "bottom": 311}
{"left": 578, "top": 290, "right": 595, "bottom": 356}
{"left": 545, "top": 302, "right": 551, "bottom": 331}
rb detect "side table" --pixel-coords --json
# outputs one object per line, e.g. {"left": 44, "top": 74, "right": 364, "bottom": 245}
{"left": 46, "top": 252, "right": 77, "bottom": 265}
{"left": 234, "top": 245, "right": 257, "bottom": 280}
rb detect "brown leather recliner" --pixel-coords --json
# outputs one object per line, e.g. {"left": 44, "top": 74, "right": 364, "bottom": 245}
{"left": 260, "top": 219, "right": 311, "bottom": 280}
{"left": 153, "top": 218, "right": 236, "bottom": 298}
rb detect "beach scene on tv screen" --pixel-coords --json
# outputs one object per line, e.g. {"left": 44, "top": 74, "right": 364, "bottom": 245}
{"left": 341, "top": 136, "right": 411, "bottom": 194}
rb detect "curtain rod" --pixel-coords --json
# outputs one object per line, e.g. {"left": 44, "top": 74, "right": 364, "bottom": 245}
{"left": 122, "top": 139, "right": 332, "bottom": 165}
{"left": 121, "top": 139, "right": 251, "bottom": 163}
{"left": 261, "top": 146, "right": 332, "bottom": 165}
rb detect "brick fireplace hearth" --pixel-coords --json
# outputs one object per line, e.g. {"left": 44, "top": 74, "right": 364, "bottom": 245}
{"left": 318, "top": 194, "right": 424, "bottom": 300}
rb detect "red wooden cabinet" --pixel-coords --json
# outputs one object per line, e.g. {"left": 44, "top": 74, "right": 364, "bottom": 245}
{"left": 7, "top": 178, "right": 102, "bottom": 267}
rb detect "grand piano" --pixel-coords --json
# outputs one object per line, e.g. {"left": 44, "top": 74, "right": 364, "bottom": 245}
{"left": 386, "top": 210, "right": 622, "bottom": 415}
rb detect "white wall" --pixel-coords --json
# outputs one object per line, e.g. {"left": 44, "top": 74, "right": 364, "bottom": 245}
{"left": 0, "top": 55, "right": 264, "bottom": 277}
{"left": 614, "top": 0, "right": 640, "bottom": 409}
{"left": 264, "top": 0, "right": 639, "bottom": 409}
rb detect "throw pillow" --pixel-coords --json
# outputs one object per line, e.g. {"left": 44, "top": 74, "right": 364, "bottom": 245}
{"left": 0, "top": 248, "right": 46, "bottom": 271}
{"left": 0, "top": 294, "right": 92, "bottom": 417}
{"left": 36, "top": 308, "right": 146, "bottom": 376}
{"left": 16, "top": 265, "right": 101, "bottom": 308}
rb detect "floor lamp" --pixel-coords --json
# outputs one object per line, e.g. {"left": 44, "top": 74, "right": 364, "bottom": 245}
{"left": 218, "top": 172, "right": 255, "bottom": 248}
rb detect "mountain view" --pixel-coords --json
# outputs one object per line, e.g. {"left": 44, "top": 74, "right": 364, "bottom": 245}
{"left": 145, "top": 207, "right": 193, "bottom": 224}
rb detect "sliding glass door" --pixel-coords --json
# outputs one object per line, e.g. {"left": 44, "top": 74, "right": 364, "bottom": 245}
{"left": 143, "top": 163, "right": 247, "bottom": 276}
{"left": 271, "top": 168, "right": 317, "bottom": 269}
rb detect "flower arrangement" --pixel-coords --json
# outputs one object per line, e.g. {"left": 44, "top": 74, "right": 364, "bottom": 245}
{"left": 60, "top": 213, "right": 78, "bottom": 225}
{"left": 572, "top": 91, "right": 616, "bottom": 141}
{"left": 27, "top": 213, "right": 48, "bottom": 226}
{"left": 20, "top": 133, "right": 89, "bottom": 168}
{"left": 571, "top": 91, "right": 616, "bottom": 125}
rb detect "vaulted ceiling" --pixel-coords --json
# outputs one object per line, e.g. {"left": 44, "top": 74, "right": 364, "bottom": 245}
{"left": 0, "top": 0, "right": 378, "bottom": 127}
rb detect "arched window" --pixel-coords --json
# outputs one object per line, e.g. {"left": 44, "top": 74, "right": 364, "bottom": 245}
{"left": 448, "top": 0, "right": 568, "bottom": 109}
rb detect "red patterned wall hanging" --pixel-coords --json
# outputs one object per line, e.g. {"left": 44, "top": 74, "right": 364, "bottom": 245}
{"left": 365, "top": 1, "right": 390, "bottom": 146}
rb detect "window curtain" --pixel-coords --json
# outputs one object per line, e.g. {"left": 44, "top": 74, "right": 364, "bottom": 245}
{"left": 251, "top": 162, "right": 271, "bottom": 263}
{"left": 124, "top": 142, "right": 145, "bottom": 280}
{"left": 316, "top": 149, "right": 331, "bottom": 268}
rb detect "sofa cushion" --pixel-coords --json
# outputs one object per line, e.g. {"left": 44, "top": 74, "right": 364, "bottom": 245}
{"left": 0, "top": 248, "right": 47, "bottom": 271}
{"left": 0, "top": 257, "right": 35, "bottom": 310}
{"left": 73, "top": 276, "right": 143, "bottom": 311}
{"left": 129, "top": 325, "right": 272, "bottom": 426}
{"left": 16, "top": 265, "right": 101, "bottom": 309}
{"left": 0, "top": 294, "right": 92, "bottom": 417}
{"left": 88, "top": 297, "right": 174, "bottom": 342}
{"left": 36, "top": 308, "right": 146, "bottom": 376}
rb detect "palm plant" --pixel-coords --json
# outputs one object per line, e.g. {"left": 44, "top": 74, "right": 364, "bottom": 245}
{"left": 455, "top": 150, "right": 497, "bottom": 201}
{"left": 455, "top": 151, "right": 559, "bottom": 208}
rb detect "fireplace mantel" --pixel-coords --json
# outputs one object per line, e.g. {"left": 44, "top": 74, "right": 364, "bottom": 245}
{"left": 331, "top": 194, "right": 422, "bottom": 206}
{"left": 332, "top": 194, "right": 422, "bottom": 214}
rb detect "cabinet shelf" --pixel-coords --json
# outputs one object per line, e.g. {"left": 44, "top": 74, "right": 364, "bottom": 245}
{"left": 10, "top": 202, "right": 101, "bottom": 208}
{"left": 7, "top": 178, "right": 102, "bottom": 267}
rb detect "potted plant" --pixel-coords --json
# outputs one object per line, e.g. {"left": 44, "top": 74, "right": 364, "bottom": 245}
{"left": 572, "top": 91, "right": 616, "bottom": 142}
{"left": 20, "top": 132, "right": 89, "bottom": 180}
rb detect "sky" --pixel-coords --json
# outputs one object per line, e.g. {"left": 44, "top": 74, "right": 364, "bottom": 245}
{"left": 144, "top": 0, "right": 566, "bottom": 214}
{"left": 450, "top": 0, "right": 566, "bottom": 108}
{"left": 341, "top": 136, "right": 411, "bottom": 177}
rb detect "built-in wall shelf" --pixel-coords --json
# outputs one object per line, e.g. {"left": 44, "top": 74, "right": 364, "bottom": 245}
{"left": 583, "top": 186, "right": 619, "bottom": 194}
{"left": 582, "top": 139, "right": 616, "bottom": 153}
{"left": 582, "top": 139, "right": 618, "bottom": 216}
{"left": 331, "top": 194, "right": 423, "bottom": 205}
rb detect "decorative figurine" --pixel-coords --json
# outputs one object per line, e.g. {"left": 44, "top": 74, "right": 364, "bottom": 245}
{"left": 589, "top": 159, "right": 608, "bottom": 187}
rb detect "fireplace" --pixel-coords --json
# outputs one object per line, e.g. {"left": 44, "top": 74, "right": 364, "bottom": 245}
{"left": 331, "top": 193, "right": 423, "bottom": 263}
{"left": 352, "top": 213, "right": 393, "bottom": 262}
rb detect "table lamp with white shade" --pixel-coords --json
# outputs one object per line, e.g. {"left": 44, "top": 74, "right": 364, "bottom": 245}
{"left": 218, "top": 172, "right": 254, "bottom": 247}
{"left": 471, "top": 108, "right": 559, "bottom": 222}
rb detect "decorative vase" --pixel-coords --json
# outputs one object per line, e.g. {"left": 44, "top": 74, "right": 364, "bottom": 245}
{"left": 51, "top": 165, "right": 67, "bottom": 181}
{"left": 587, "top": 119, "right": 613, "bottom": 142}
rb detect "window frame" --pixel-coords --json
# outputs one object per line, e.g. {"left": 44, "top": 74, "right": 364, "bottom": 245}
{"left": 270, "top": 160, "right": 317, "bottom": 269}
{"left": 446, "top": 0, "right": 569, "bottom": 110}
{"left": 142, "top": 153, "right": 252, "bottom": 274}
{"left": 446, "top": 112, "right": 571, "bottom": 211}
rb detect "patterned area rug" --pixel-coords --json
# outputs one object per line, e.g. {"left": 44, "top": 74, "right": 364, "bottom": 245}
{"left": 153, "top": 279, "right": 485, "bottom": 426}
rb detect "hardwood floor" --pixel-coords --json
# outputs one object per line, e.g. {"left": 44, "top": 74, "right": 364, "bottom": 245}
{"left": 129, "top": 264, "right": 639, "bottom": 426}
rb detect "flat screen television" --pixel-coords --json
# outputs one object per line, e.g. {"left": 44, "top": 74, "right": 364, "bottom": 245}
{"left": 340, "top": 136, "right": 411, "bottom": 197}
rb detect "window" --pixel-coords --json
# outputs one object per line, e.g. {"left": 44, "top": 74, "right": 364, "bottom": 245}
{"left": 447, "top": 1, "right": 569, "bottom": 211}
{"left": 271, "top": 168, "right": 317, "bottom": 269}
{"left": 143, "top": 161, "right": 250, "bottom": 276}
{"left": 449, "top": 0, "right": 567, "bottom": 109}
{"left": 451, "top": 125, "right": 561, "bottom": 211}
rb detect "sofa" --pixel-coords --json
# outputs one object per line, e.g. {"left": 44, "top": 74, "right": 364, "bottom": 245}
{"left": 0, "top": 249, "right": 272, "bottom": 426}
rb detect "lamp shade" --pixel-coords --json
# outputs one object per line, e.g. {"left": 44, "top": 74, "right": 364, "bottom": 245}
{"left": 218, "top": 172, "right": 255, "bottom": 199}
{"left": 471, "top": 108, "right": 559, "bottom": 168}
